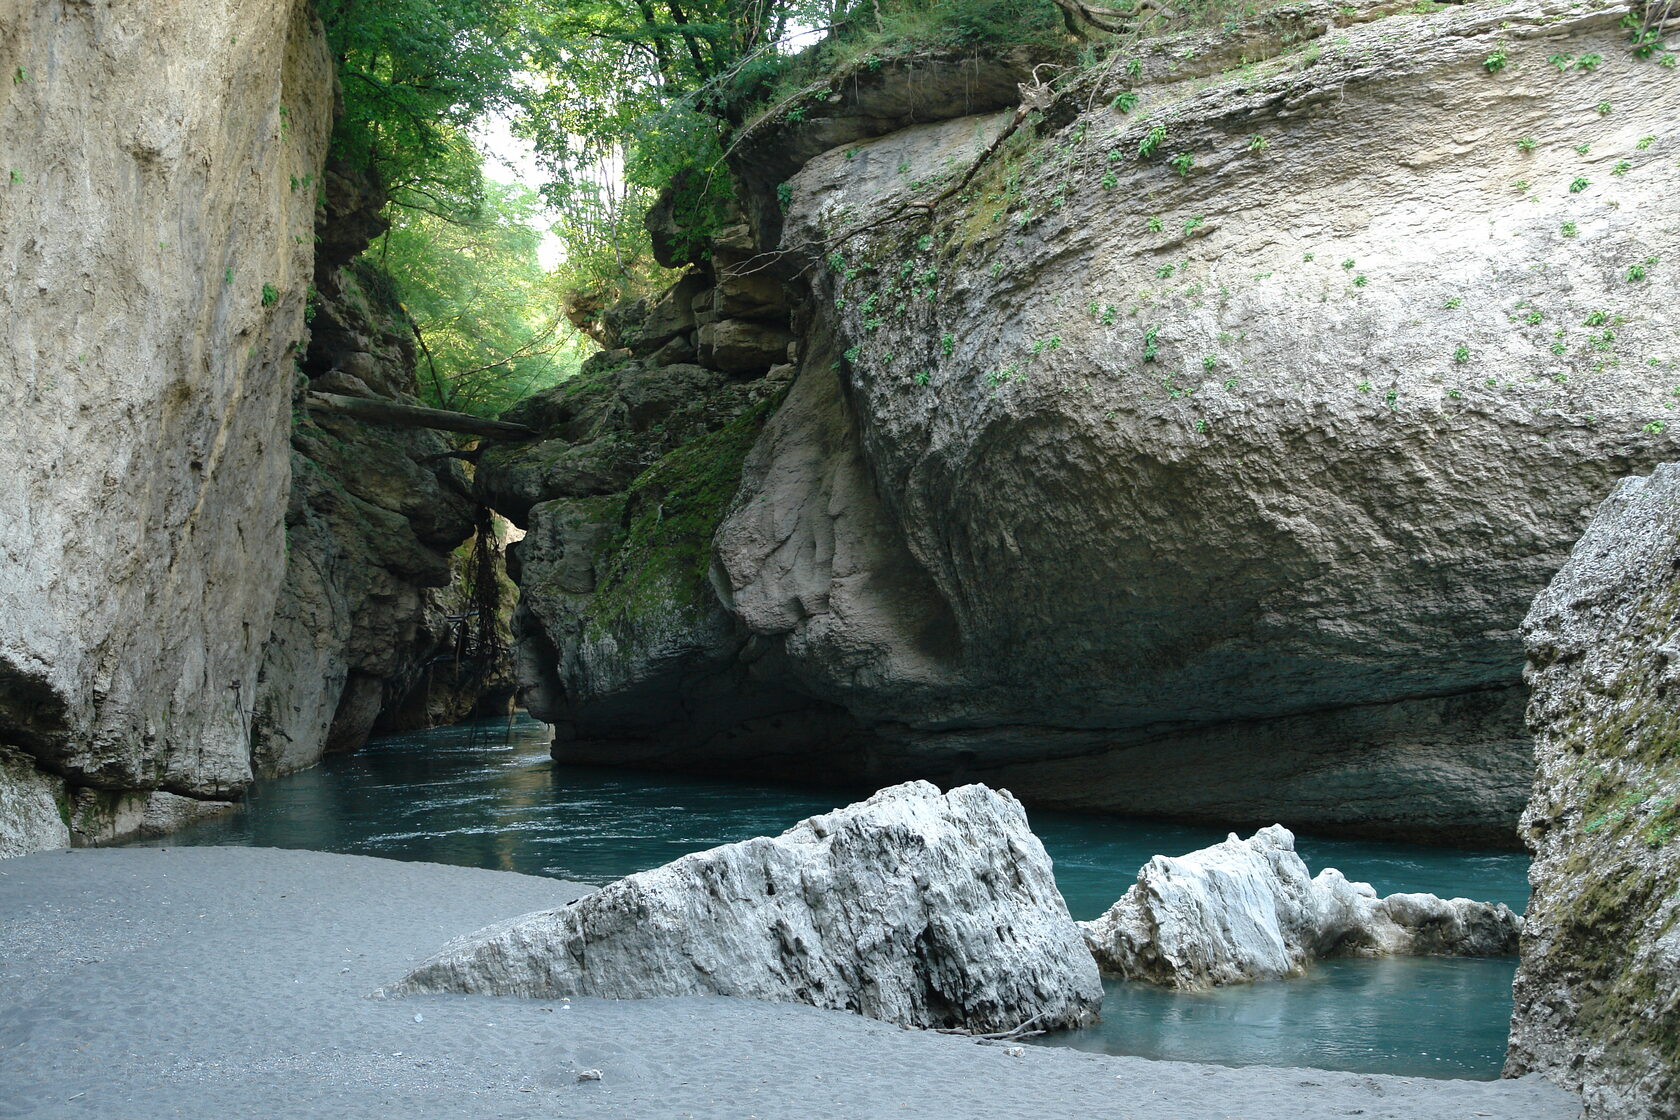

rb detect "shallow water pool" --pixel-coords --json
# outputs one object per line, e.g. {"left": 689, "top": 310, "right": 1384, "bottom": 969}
{"left": 141, "top": 715, "right": 1528, "bottom": 1079}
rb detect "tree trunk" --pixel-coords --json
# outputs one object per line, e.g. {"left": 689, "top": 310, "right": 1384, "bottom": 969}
{"left": 304, "top": 392, "right": 536, "bottom": 440}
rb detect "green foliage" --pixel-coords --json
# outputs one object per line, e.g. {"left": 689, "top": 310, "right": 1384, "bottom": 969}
{"left": 1168, "top": 152, "right": 1195, "bottom": 177}
{"left": 1453, "top": 345, "right": 1470, "bottom": 363}
{"left": 1139, "top": 125, "right": 1167, "bottom": 160}
{"left": 1484, "top": 47, "right": 1508, "bottom": 74}
{"left": 1112, "top": 91, "right": 1140, "bottom": 112}
{"left": 261, "top": 283, "right": 278, "bottom": 308}
{"left": 1562, "top": 221, "right": 1579, "bottom": 238}
{"left": 369, "top": 177, "right": 584, "bottom": 417}
{"left": 1516, "top": 136, "right": 1538, "bottom": 151}
{"left": 1570, "top": 177, "right": 1591, "bottom": 193}
{"left": 315, "top": 0, "right": 524, "bottom": 215}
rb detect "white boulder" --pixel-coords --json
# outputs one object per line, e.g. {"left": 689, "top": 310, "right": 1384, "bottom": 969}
{"left": 1081, "top": 825, "right": 1520, "bottom": 989}
{"left": 387, "top": 781, "right": 1102, "bottom": 1033}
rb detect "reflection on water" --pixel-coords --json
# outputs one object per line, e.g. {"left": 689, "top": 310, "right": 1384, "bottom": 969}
{"left": 141, "top": 714, "right": 1528, "bottom": 1079}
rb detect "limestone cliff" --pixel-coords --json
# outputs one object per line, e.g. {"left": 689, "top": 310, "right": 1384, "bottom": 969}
{"left": 0, "top": 1, "right": 334, "bottom": 852}
{"left": 488, "top": 0, "right": 1678, "bottom": 845}
{"left": 1506, "top": 463, "right": 1680, "bottom": 1119}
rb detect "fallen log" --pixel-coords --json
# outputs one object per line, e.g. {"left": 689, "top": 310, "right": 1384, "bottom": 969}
{"left": 304, "top": 392, "right": 536, "bottom": 440}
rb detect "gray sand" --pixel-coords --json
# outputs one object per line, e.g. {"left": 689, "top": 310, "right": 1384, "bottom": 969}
{"left": 0, "top": 847, "right": 1580, "bottom": 1119}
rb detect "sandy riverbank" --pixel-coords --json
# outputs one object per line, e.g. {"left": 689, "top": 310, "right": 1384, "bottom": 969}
{"left": 0, "top": 847, "right": 1579, "bottom": 1119}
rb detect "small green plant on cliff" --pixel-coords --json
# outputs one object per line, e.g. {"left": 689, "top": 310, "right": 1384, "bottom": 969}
{"left": 1637, "top": 135, "right": 1657, "bottom": 151}
{"left": 1138, "top": 125, "right": 1167, "bottom": 160}
{"left": 1612, "top": 160, "right": 1632, "bottom": 176}
{"left": 1548, "top": 53, "right": 1572, "bottom": 71}
{"left": 1168, "top": 152, "right": 1195, "bottom": 177}
{"left": 1570, "top": 177, "right": 1591, "bottom": 193}
{"left": 1156, "top": 263, "right": 1175, "bottom": 279}
{"left": 1627, "top": 262, "right": 1649, "bottom": 283}
{"left": 1575, "top": 53, "right": 1604, "bottom": 71}
{"left": 1453, "top": 345, "right": 1471, "bottom": 363}
{"left": 776, "top": 182, "right": 793, "bottom": 209}
{"left": 1102, "top": 170, "right": 1119, "bottom": 189}
{"left": 1561, "top": 221, "right": 1579, "bottom": 237}
{"left": 1248, "top": 134, "right": 1268, "bottom": 153}
{"left": 1444, "top": 296, "right": 1462, "bottom": 309}
{"left": 1585, "top": 309, "right": 1610, "bottom": 326}
{"left": 1353, "top": 274, "right": 1368, "bottom": 288}
{"left": 1575, "top": 142, "right": 1592, "bottom": 155}
{"left": 1596, "top": 100, "right": 1614, "bottom": 115}
{"left": 261, "top": 283, "right": 279, "bottom": 308}
{"left": 13, "top": 67, "right": 26, "bottom": 84}
{"left": 1516, "top": 136, "right": 1538, "bottom": 152}
{"left": 1484, "top": 47, "right": 1509, "bottom": 74}
{"left": 1146, "top": 216, "right": 1163, "bottom": 232}
{"left": 1142, "top": 326, "right": 1161, "bottom": 362}
{"left": 7, "top": 169, "right": 19, "bottom": 184}
{"left": 1112, "top": 91, "right": 1140, "bottom": 112}
{"left": 940, "top": 333, "right": 955, "bottom": 358}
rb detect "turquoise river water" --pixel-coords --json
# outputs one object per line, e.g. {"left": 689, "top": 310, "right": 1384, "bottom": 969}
{"left": 140, "top": 716, "right": 1530, "bottom": 1080}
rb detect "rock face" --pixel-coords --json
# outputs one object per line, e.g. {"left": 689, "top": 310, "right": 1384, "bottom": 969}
{"left": 489, "top": 0, "right": 1678, "bottom": 845}
{"left": 389, "top": 781, "right": 1103, "bottom": 1034}
{"left": 1081, "top": 825, "right": 1521, "bottom": 989}
{"left": 1506, "top": 464, "right": 1680, "bottom": 1119}
{"left": 0, "top": 1, "right": 334, "bottom": 854}
{"left": 248, "top": 159, "right": 499, "bottom": 777}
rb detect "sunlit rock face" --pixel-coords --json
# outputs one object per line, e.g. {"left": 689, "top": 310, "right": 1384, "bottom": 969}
{"left": 1507, "top": 463, "right": 1680, "bottom": 1120}
{"left": 388, "top": 781, "right": 1104, "bottom": 1034}
{"left": 0, "top": 0, "right": 334, "bottom": 854}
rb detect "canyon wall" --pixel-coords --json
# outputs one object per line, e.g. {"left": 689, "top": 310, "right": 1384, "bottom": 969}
{"left": 1507, "top": 463, "right": 1680, "bottom": 1119}
{"left": 0, "top": 0, "right": 334, "bottom": 853}
{"left": 249, "top": 163, "right": 505, "bottom": 778}
{"left": 489, "top": 0, "right": 1679, "bottom": 844}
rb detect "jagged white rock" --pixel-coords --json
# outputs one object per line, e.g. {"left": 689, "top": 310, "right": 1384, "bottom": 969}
{"left": 386, "top": 781, "right": 1102, "bottom": 1033}
{"left": 1081, "top": 825, "right": 1520, "bottom": 989}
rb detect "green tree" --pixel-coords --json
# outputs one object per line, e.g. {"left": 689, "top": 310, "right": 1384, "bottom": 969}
{"left": 370, "top": 175, "right": 584, "bottom": 418}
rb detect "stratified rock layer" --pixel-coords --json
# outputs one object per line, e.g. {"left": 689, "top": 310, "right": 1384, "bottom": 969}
{"left": 1506, "top": 464, "right": 1680, "bottom": 1119}
{"left": 1081, "top": 825, "right": 1520, "bottom": 989}
{"left": 0, "top": 0, "right": 333, "bottom": 853}
{"left": 389, "top": 781, "right": 1103, "bottom": 1034}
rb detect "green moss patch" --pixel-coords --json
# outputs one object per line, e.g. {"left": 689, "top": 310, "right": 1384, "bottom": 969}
{"left": 584, "top": 397, "right": 777, "bottom": 638}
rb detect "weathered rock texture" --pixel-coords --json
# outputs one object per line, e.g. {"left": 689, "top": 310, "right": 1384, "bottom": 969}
{"left": 489, "top": 0, "right": 1679, "bottom": 845}
{"left": 389, "top": 780, "right": 1103, "bottom": 1034}
{"left": 0, "top": 0, "right": 334, "bottom": 854}
{"left": 1506, "top": 463, "right": 1680, "bottom": 1119}
{"left": 248, "top": 158, "right": 500, "bottom": 777}
{"left": 1081, "top": 825, "right": 1520, "bottom": 989}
